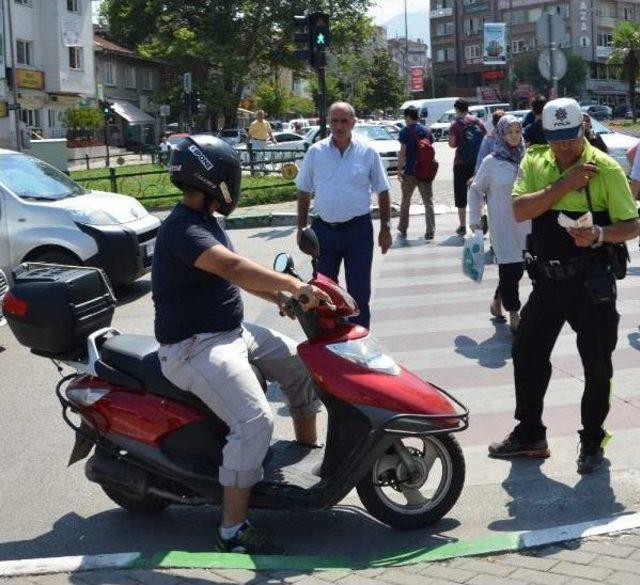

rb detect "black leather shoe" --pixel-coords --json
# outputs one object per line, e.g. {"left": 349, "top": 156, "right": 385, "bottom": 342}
{"left": 577, "top": 443, "right": 605, "bottom": 474}
{"left": 488, "top": 432, "right": 550, "bottom": 459}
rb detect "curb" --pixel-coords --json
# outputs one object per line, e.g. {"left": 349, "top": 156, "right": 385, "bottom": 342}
{"left": 1, "top": 512, "right": 639, "bottom": 577}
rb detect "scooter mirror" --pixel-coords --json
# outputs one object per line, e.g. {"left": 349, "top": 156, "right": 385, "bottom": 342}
{"left": 273, "top": 253, "right": 294, "bottom": 273}
{"left": 299, "top": 227, "right": 320, "bottom": 257}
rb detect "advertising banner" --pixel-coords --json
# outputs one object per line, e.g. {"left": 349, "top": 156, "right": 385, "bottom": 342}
{"left": 483, "top": 23, "right": 506, "bottom": 65}
{"left": 409, "top": 66, "right": 424, "bottom": 92}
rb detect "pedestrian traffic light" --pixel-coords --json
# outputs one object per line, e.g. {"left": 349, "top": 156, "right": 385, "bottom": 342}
{"left": 99, "top": 100, "right": 116, "bottom": 124}
{"left": 191, "top": 90, "right": 201, "bottom": 114}
{"left": 309, "top": 12, "right": 330, "bottom": 68}
{"left": 292, "top": 14, "right": 310, "bottom": 63}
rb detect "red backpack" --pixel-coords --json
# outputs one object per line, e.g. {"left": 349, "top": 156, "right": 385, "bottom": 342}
{"left": 409, "top": 125, "right": 439, "bottom": 181}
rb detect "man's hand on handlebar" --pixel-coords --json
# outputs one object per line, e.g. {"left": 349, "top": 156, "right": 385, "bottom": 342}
{"left": 293, "top": 283, "right": 334, "bottom": 311}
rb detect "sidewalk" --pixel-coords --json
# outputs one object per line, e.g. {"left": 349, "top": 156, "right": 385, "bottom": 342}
{"left": 6, "top": 528, "right": 640, "bottom": 584}
{"left": 218, "top": 177, "right": 456, "bottom": 229}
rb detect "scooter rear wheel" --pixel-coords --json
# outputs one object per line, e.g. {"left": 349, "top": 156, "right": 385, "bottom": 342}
{"left": 101, "top": 485, "right": 170, "bottom": 514}
{"left": 356, "top": 434, "right": 465, "bottom": 529}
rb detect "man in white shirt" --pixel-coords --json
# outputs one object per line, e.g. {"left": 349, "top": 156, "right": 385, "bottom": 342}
{"left": 295, "top": 101, "right": 392, "bottom": 329}
{"left": 631, "top": 143, "right": 640, "bottom": 198}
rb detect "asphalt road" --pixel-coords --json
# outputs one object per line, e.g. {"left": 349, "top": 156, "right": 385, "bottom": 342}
{"left": 1, "top": 164, "right": 639, "bottom": 564}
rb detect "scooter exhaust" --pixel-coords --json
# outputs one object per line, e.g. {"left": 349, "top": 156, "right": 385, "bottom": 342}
{"left": 85, "top": 452, "right": 149, "bottom": 496}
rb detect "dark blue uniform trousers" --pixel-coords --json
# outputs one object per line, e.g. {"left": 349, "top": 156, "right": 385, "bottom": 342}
{"left": 312, "top": 214, "right": 373, "bottom": 329}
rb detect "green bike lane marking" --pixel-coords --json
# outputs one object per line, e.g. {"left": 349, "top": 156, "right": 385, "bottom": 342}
{"left": 1, "top": 512, "right": 639, "bottom": 577}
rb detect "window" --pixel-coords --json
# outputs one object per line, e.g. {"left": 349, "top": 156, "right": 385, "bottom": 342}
{"left": 67, "top": 0, "right": 79, "bottom": 12}
{"left": 511, "top": 10, "right": 526, "bottom": 24}
{"left": 596, "top": 2, "right": 615, "bottom": 18}
{"left": 436, "top": 48, "right": 455, "bottom": 62}
{"left": 20, "top": 108, "right": 40, "bottom": 128}
{"left": 68, "top": 47, "right": 82, "bottom": 69}
{"left": 623, "top": 7, "right": 634, "bottom": 20}
{"left": 511, "top": 39, "right": 527, "bottom": 53}
{"left": 597, "top": 33, "right": 613, "bottom": 47}
{"left": 16, "top": 39, "right": 33, "bottom": 66}
{"left": 124, "top": 65, "right": 136, "bottom": 88}
{"left": 464, "top": 45, "right": 481, "bottom": 59}
{"left": 103, "top": 61, "right": 116, "bottom": 86}
{"left": 436, "top": 21, "right": 455, "bottom": 36}
{"left": 528, "top": 8, "right": 542, "bottom": 22}
{"left": 142, "top": 69, "right": 154, "bottom": 90}
{"left": 547, "top": 4, "right": 570, "bottom": 18}
{"left": 47, "top": 109, "right": 57, "bottom": 128}
{"left": 14, "top": 0, "right": 32, "bottom": 5}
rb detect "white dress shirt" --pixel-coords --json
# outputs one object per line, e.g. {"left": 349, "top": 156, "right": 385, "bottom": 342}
{"left": 295, "top": 135, "right": 391, "bottom": 223}
{"left": 631, "top": 144, "right": 640, "bottom": 182}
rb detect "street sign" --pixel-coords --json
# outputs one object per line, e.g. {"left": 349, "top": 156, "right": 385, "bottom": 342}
{"left": 538, "top": 49, "right": 567, "bottom": 81}
{"left": 410, "top": 66, "right": 424, "bottom": 92}
{"left": 183, "top": 72, "right": 192, "bottom": 93}
{"left": 536, "top": 13, "right": 565, "bottom": 47}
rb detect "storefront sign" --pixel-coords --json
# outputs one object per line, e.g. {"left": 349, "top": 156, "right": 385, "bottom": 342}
{"left": 410, "top": 66, "right": 424, "bottom": 92}
{"left": 0, "top": 102, "right": 8, "bottom": 118}
{"left": 483, "top": 23, "right": 506, "bottom": 65}
{"left": 62, "top": 17, "right": 81, "bottom": 47}
{"left": 482, "top": 70, "right": 505, "bottom": 80}
{"left": 16, "top": 69, "right": 45, "bottom": 90}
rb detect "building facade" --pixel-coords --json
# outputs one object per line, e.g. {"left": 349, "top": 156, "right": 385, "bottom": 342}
{"left": 94, "top": 31, "right": 168, "bottom": 149}
{"left": 430, "top": 0, "right": 639, "bottom": 106}
{"left": 387, "top": 37, "right": 430, "bottom": 93}
{"left": 1, "top": 0, "right": 95, "bottom": 148}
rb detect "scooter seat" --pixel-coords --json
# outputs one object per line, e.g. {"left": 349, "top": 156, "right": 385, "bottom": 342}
{"left": 101, "top": 334, "right": 207, "bottom": 410}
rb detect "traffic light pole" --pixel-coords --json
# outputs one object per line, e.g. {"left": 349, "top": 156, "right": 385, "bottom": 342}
{"left": 318, "top": 66, "right": 327, "bottom": 139}
{"left": 104, "top": 120, "right": 110, "bottom": 167}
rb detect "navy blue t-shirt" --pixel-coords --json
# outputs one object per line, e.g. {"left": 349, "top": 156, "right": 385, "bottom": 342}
{"left": 152, "top": 203, "right": 244, "bottom": 344}
{"left": 399, "top": 123, "right": 434, "bottom": 176}
{"left": 523, "top": 119, "right": 547, "bottom": 145}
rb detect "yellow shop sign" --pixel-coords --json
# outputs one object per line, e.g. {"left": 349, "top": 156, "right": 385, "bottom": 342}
{"left": 16, "top": 69, "right": 45, "bottom": 90}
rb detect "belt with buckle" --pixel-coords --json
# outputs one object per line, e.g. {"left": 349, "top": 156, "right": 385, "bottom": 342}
{"left": 317, "top": 214, "right": 369, "bottom": 229}
{"left": 537, "top": 254, "right": 597, "bottom": 279}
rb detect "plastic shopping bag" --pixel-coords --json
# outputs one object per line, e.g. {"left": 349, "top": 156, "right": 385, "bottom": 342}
{"left": 462, "top": 230, "right": 485, "bottom": 283}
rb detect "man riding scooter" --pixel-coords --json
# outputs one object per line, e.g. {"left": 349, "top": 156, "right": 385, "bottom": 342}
{"left": 152, "top": 135, "right": 331, "bottom": 554}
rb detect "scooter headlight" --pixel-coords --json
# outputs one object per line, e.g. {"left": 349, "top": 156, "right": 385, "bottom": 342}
{"left": 326, "top": 336, "right": 400, "bottom": 375}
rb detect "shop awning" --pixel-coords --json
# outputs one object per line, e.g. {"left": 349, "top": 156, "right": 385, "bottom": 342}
{"left": 112, "top": 100, "right": 155, "bottom": 125}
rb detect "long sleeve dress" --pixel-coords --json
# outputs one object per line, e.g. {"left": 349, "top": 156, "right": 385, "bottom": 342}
{"left": 468, "top": 154, "right": 530, "bottom": 265}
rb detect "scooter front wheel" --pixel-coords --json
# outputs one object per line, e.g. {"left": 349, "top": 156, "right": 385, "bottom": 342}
{"left": 356, "top": 434, "right": 465, "bottom": 530}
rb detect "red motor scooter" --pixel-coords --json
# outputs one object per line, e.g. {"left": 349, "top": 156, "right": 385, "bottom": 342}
{"left": 3, "top": 229, "right": 468, "bottom": 529}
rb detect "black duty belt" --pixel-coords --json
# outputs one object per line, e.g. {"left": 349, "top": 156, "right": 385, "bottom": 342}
{"left": 536, "top": 254, "right": 598, "bottom": 279}
{"left": 317, "top": 214, "right": 370, "bottom": 229}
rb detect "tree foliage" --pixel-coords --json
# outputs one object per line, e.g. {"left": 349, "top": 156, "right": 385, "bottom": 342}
{"left": 609, "top": 20, "right": 640, "bottom": 121}
{"left": 61, "top": 107, "right": 104, "bottom": 139}
{"left": 101, "top": 0, "right": 373, "bottom": 126}
{"left": 361, "top": 48, "right": 405, "bottom": 113}
{"left": 513, "top": 51, "right": 587, "bottom": 97}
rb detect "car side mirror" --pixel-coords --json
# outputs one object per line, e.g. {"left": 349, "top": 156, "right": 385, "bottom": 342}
{"left": 273, "top": 253, "right": 294, "bottom": 274}
{"left": 299, "top": 227, "right": 320, "bottom": 257}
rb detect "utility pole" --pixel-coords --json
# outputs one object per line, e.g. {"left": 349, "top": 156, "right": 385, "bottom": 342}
{"left": 404, "top": 0, "right": 409, "bottom": 94}
{"left": 548, "top": 12, "right": 558, "bottom": 98}
{"left": 5, "top": 0, "right": 22, "bottom": 151}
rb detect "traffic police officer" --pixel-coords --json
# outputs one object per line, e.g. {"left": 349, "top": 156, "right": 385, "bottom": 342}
{"left": 489, "top": 98, "right": 639, "bottom": 474}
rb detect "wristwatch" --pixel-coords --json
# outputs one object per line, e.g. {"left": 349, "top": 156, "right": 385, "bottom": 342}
{"left": 591, "top": 225, "right": 604, "bottom": 248}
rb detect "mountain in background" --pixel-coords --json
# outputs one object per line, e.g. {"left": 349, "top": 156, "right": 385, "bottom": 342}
{"left": 381, "top": 11, "right": 430, "bottom": 45}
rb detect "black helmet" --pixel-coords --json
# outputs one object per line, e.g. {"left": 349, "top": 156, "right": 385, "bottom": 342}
{"left": 168, "top": 135, "right": 241, "bottom": 216}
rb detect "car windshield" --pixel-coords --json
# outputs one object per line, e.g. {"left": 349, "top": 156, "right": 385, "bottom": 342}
{"left": 438, "top": 112, "right": 457, "bottom": 123}
{"left": 0, "top": 154, "right": 87, "bottom": 201}
{"left": 167, "top": 135, "right": 187, "bottom": 145}
{"left": 354, "top": 125, "right": 394, "bottom": 140}
{"left": 589, "top": 118, "right": 612, "bottom": 135}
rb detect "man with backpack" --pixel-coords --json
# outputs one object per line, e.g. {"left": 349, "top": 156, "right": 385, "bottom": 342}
{"left": 449, "top": 99, "right": 486, "bottom": 235}
{"left": 397, "top": 106, "right": 439, "bottom": 240}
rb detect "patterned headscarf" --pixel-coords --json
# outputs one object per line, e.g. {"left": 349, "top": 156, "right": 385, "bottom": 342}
{"left": 493, "top": 114, "right": 525, "bottom": 166}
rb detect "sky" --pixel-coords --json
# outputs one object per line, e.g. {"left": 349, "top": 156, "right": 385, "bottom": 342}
{"left": 369, "top": 0, "right": 428, "bottom": 25}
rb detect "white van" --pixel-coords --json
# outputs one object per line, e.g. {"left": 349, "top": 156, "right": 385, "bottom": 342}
{"left": 398, "top": 98, "right": 461, "bottom": 127}
{"left": 0, "top": 149, "right": 161, "bottom": 287}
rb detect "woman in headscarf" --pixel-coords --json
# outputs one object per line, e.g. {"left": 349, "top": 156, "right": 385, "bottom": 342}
{"left": 469, "top": 115, "right": 530, "bottom": 332}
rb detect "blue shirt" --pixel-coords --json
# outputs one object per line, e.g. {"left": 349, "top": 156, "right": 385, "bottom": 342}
{"left": 523, "top": 119, "right": 547, "bottom": 145}
{"left": 296, "top": 135, "right": 391, "bottom": 223}
{"left": 474, "top": 135, "right": 496, "bottom": 175}
{"left": 399, "top": 123, "right": 434, "bottom": 176}
{"left": 152, "top": 204, "right": 244, "bottom": 344}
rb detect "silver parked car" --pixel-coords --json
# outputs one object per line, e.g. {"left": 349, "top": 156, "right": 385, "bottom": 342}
{"left": 0, "top": 149, "right": 161, "bottom": 287}
{"left": 0, "top": 268, "right": 7, "bottom": 326}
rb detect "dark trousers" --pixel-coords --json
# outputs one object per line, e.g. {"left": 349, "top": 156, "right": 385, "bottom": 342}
{"left": 453, "top": 163, "right": 475, "bottom": 209}
{"left": 312, "top": 215, "right": 373, "bottom": 329}
{"left": 512, "top": 276, "right": 619, "bottom": 447}
{"left": 494, "top": 262, "right": 525, "bottom": 311}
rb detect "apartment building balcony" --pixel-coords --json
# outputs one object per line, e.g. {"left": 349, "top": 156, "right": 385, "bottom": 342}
{"left": 430, "top": 7, "right": 453, "bottom": 18}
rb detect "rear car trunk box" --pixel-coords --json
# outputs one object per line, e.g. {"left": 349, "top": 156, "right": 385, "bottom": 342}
{"left": 2, "top": 263, "right": 116, "bottom": 358}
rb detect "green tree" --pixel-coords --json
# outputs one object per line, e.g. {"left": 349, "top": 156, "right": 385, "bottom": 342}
{"left": 101, "top": 0, "right": 373, "bottom": 128}
{"left": 328, "top": 52, "right": 371, "bottom": 111}
{"left": 285, "top": 94, "right": 316, "bottom": 117}
{"left": 609, "top": 21, "right": 640, "bottom": 122}
{"left": 362, "top": 48, "right": 404, "bottom": 114}
{"left": 307, "top": 72, "right": 343, "bottom": 114}
{"left": 513, "top": 51, "right": 587, "bottom": 97}
{"left": 254, "top": 81, "right": 288, "bottom": 118}
{"left": 61, "top": 107, "right": 104, "bottom": 140}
